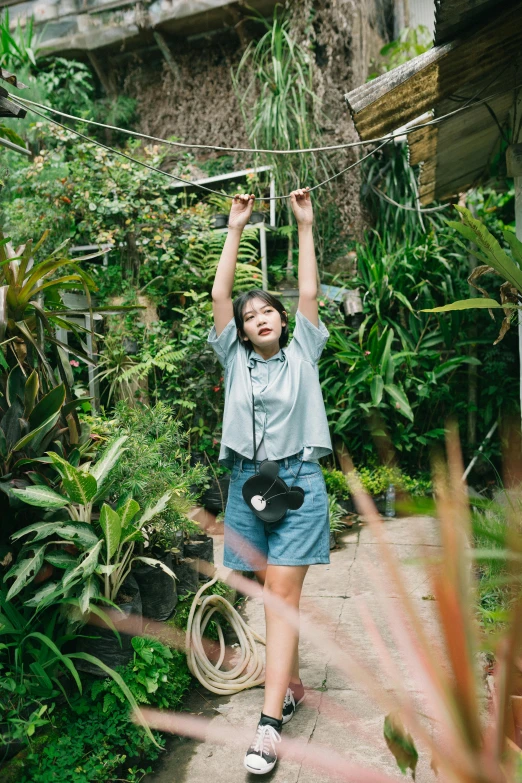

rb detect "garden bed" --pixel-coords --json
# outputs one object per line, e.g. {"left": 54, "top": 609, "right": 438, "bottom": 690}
{"left": 0, "top": 575, "right": 238, "bottom": 783}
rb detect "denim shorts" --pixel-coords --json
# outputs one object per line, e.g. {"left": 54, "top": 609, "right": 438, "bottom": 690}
{"left": 223, "top": 450, "right": 330, "bottom": 570}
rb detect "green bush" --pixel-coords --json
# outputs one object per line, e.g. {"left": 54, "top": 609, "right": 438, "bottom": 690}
{"left": 322, "top": 469, "right": 351, "bottom": 500}
{"left": 20, "top": 696, "right": 163, "bottom": 783}
{"left": 16, "top": 640, "right": 191, "bottom": 783}
{"left": 103, "top": 401, "right": 208, "bottom": 547}
{"left": 471, "top": 499, "right": 514, "bottom": 631}
{"left": 322, "top": 466, "right": 432, "bottom": 499}
{"left": 91, "top": 638, "right": 191, "bottom": 712}
{"left": 328, "top": 493, "right": 346, "bottom": 532}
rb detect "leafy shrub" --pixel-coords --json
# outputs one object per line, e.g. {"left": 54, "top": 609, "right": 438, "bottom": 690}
{"left": 0, "top": 10, "right": 41, "bottom": 69}
{"left": 323, "top": 469, "right": 351, "bottom": 500}
{"left": 38, "top": 58, "right": 94, "bottom": 117}
{"left": 328, "top": 493, "right": 346, "bottom": 533}
{"left": 368, "top": 25, "right": 432, "bottom": 80}
{"left": 92, "top": 638, "right": 191, "bottom": 712}
{"left": 20, "top": 695, "right": 163, "bottom": 783}
{"left": 16, "top": 640, "right": 191, "bottom": 782}
{"left": 471, "top": 498, "right": 514, "bottom": 629}
{"left": 322, "top": 466, "right": 432, "bottom": 499}
{"left": 104, "top": 401, "right": 208, "bottom": 547}
{"left": 8, "top": 437, "right": 178, "bottom": 608}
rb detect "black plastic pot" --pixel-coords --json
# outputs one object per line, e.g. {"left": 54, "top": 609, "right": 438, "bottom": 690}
{"left": 75, "top": 574, "right": 142, "bottom": 676}
{"left": 122, "top": 337, "right": 139, "bottom": 355}
{"left": 373, "top": 494, "right": 386, "bottom": 514}
{"left": 250, "top": 211, "right": 265, "bottom": 224}
{"left": 184, "top": 534, "right": 214, "bottom": 581}
{"left": 211, "top": 214, "right": 228, "bottom": 229}
{"left": 200, "top": 476, "right": 230, "bottom": 513}
{"left": 184, "top": 534, "right": 214, "bottom": 566}
{"left": 133, "top": 552, "right": 177, "bottom": 621}
{"left": 338, "top": 498, "right": 355, "bottom": 514}
{"left": 0, "top": 728, "right": 25, "bottom": 762}
{"left": 329, "top": 530, "right": 337, "bottom": 550}
{"left": 175, "top": 557, "right": 200, "bottom": 595}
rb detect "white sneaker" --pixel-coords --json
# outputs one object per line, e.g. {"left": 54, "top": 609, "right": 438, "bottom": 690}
{"left": 244, "top": 720, "right": 282, "bottom": 775}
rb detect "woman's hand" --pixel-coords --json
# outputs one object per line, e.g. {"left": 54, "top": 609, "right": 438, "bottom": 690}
{"left": 228, "top": 193, "right": 255, "bottom": 230}
{"left": 290, "top": 187, "right": 313, "bottom": 226}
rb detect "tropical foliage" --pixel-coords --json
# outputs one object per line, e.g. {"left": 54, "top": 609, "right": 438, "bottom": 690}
{"left": 7, "top": 437, "right": 176, "bottom": 606}
{"left": 0, "top": 10, "right": 41, "bottom": 70}
{"left": 2, "top": 6, "right": 522, "bottom": 779}
{"left": 423, "top": 205, "right": 522, "bottom": 344}
{"left": 232, "top": 4, "right": 329, "bottom": 192}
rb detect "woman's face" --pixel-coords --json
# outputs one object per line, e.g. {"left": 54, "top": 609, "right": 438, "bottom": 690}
{"left": 240, "top": 297, "right": 286, "bottom": 352}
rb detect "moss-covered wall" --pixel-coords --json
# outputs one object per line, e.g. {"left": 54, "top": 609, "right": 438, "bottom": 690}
{"left": 116, "top": 0, "right": 390, "bottom": 245}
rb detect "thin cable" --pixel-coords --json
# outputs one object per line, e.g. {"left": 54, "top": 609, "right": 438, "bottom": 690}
{"left": 370, "top": 184, "right": 451, "bottom": 213}
{"left": 11, "top": 85, "right": 520, "bottom": 156}
{"left": 8, "top": 95, "right": 390, "bottom": 200}
{"left": 308, "top": 140, "right": 389, "bottom": 193}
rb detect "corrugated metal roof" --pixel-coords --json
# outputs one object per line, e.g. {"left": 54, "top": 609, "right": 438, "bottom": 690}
{"left": 344, "top": 0, "right": 522, "bottom": 204}
{"left": 434, "top": 0, "right": 508, "bottom": 44}
{"left": 410, "top": 91, "right": 514, "bottom": 202}
{"left": 345, "top": 3, "right": 521, "bottom": 139}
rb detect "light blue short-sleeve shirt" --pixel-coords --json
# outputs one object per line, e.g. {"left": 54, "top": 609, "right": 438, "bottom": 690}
{"left": 207, "top": 309, "right": 333, "bottom": 467}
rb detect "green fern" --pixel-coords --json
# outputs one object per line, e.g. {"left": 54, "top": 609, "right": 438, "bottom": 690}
{"left": 119, "top": 345, "right": 188, "bottom": 385}
{"left": 186, "top": 229, "right": 263, "bottom": 291}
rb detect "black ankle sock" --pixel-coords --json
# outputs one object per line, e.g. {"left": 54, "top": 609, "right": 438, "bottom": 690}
{"left": 260, "top": 712, "right": 283, "bottom": 731}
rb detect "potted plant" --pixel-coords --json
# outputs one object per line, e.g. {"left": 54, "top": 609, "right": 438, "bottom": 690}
{"left": 250, "top": 210, "right": 266, "bottom": 224}
{"left": 206, "top": 193, "right": 231, "bottom": 229}
{"left": 322, "top": 468, "right": 354, "bottom": 514}
{"left": 328, "top": 494, "right": 346, "bottom": 549}
{"left": 98, "top": 403, "right": 208, "bottom": 611}
{"left": 211, "top": 214, "right": 229, "bottom": 229}
{"left": 200, "top": 460, "right": 230, "bottom": 513}
{"left": 7, "top": 437, "right": 177, "bottom": 670}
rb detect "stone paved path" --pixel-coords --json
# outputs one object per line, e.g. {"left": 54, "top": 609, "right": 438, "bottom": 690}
{"left": 147, "top": 516, "right": 442, "bottom": 783}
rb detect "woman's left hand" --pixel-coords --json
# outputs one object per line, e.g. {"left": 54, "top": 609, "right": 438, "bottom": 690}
{"left": 290, "top": 187, "right": 313, "bottom": 226}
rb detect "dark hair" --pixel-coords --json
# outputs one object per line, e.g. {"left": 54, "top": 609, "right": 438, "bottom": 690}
{"left": 233, "top": 289, "right": 289, "bottom": 351}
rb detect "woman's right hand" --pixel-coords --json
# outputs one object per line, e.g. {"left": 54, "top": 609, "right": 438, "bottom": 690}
{"left": 228, "top": 193, "right": 255, "bottom": 230}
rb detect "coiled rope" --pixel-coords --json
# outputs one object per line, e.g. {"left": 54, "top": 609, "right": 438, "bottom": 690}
{"left": 185, "top": 575, "right": 266, "bottom": 695}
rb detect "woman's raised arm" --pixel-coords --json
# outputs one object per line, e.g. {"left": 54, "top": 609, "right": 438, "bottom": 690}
{"left": 290, "top": 187, "right": 319, "bottom": 327}
{"left": 211, "top": 193, "right": 255, "bottom": 336}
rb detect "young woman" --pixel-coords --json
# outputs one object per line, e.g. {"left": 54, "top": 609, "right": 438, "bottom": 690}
{"left": 208, "top": 188, "right": 332, "bottom": 775}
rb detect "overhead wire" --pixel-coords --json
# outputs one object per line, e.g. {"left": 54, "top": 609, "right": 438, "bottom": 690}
{"left": 370, "top": 184, "right": 451, "bottom": 213}
{"left": 7, "top": 79, "right": 518, "bottom": 204}
{"left": 7, "top": 94, "right": 391, "bottom": 200}
{"left": 10, "top": 86, "right": 520, "bottom": 156}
